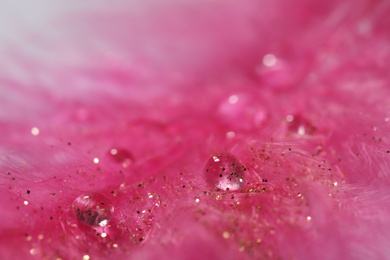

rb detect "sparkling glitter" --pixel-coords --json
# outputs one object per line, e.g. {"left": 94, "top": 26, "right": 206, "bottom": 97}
{"left": 307, "top": 216, "right": 312, "bottom": 221}
{"left": 195, "top": 198, "right": 200, "bottom": 203}
{"left": 30, "top": 249, "right": 37, "bottom": 255}
{"left": 23, "top": 200, "right": 29, "bottom": 206}
{"left": 26, "top": 235, "right": 32, "bottom": 241}
{"left": 263, "top": 54, "right": 277, "bottom": 67}
{"left": 83, "top": 255, "right": 90, "bottom": 260}
{"left": 222, "top": 231, "right": 230, "bottom": 239}
{"left": 93, "top": 158, "right": 99, "bottom": 164}
{"left": 113, "top": 244, "right": 118, "bottom": 248}
{"left": 101, "top": 232, "right": 107, "bottom": 238}
{"left": 256, "top": 238, "right": 262, "bottom": 243}
{"left": 333, "top": 182, "right": 338, "bottom": 187}
{"left": 38, "top": 234, "right": 44, "bottom": 240}
{"left": 31, "top": 127, "right": 40, "bottom": 136}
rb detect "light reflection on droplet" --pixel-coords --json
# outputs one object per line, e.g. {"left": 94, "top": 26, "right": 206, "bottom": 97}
{"left": 223, "top": 231, "right": 230, "bottom": 239}
{"left": 98, "top": 219, "right": 108, "bottom": 227}
{"left": 263, "top": 54, "right": 277, "bottom": 67}
{"left": 226, "top": 131, "right": 235, "bottom": 139}
{"left": 286, "top": 115, "right": 294, "bottom": 123}
{"left": 228, "top": 95, "right": 239, "bottom": 104}
{"left": 31, "top": 127, "right": 40, "bottom": 136}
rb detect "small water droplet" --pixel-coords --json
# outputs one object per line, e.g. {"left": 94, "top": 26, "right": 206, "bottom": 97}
{"left": 72, "top": 193, "right": 114, "bottom": 227}
{"left": 286, "top": 115, "right": 315, "bottom": 136}
{"left": 204, "top": 153, "right": 245, "bottom": 191}
{"left": 109, "top": 148, "right": 134, "bottom": 167}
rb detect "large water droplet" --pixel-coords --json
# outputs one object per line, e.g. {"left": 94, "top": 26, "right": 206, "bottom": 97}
{"left": 109, "top": 148, "right": 134, "bottom": 168}
{"left": 204, "top": 153, "right": 245, "bottom": 191}
{"left": 72, "top": 193, "right": 114, "bottom": 227}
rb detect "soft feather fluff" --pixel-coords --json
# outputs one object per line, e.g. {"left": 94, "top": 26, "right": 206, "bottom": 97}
{"left": 0, "top": 0, "right": 390, "bottom": 259}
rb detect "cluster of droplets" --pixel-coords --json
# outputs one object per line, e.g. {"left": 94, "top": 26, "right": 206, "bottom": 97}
{"left": 204, "top": 153, "right": 246, "bottom": 191}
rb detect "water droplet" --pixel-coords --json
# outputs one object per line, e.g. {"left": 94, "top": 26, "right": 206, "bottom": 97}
{"left": 262, "top": 54, "right": 277, "bottom": 67}
{"left": 218, "top": 94, "right": 267, "bottom": 130}
{"left": 256, "top": 55, "right": 306, "bottom": 90}
{"left": 109, "top": 148, "right": 134, "bottom": 167}
{"left": 204, "top": 153, "right": 245, "bottom": 191}
{"left": 72, "top": 193, "right": 114, "bottom": 227}
{"left": 285, "top": 115, "right": 316, "bottom": 136}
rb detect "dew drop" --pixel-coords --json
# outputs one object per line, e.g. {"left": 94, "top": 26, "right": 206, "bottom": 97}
{"left": 109, "top": 148, "right": 134, "bottom": 167}
{"left": 204, "top": 153, "right": 245, "bottom": 191}
{"left": 286, "top": 114, "right": 316, "bottom": 136}
{"left": 72, "top": 193, "right": 114, "bottom": 227}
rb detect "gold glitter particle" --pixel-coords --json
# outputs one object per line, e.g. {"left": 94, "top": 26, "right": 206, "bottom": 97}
{"left": 222, "top": 231, "right": 230, "bottom": 239}
{"left": 31, "top": 127, "right": 40, "bottom": 136}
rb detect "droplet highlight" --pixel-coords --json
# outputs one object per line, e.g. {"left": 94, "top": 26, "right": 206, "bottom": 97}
{"left": 72, "top": 193, "right": 114, "bottom": 227}
{"left": 204, "top": 153, "right": 245, "bottom": 191}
